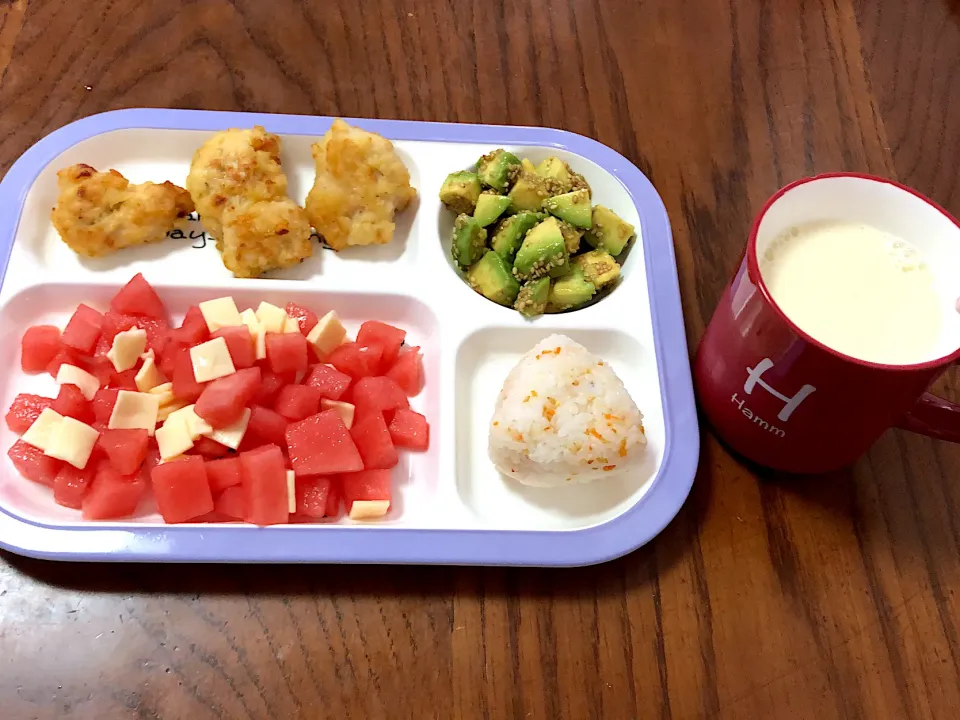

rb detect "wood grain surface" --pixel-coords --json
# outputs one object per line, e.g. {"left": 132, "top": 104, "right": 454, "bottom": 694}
{"left": 1, "top": 0, "right": 960, "bottom": 718}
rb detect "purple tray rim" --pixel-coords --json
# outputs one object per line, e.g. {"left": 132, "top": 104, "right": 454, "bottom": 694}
{"left": 0, "top": 108, "right": 699, "bottom": 566}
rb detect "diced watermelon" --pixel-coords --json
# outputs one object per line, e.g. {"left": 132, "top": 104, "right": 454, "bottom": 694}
{"left": 349, "top": 413, "right": 399, "bottom": 469}
{"left": 61, "top": 304, "right": 103, "bottom": 354}
{"left": 265, "top": 332, "right": 309, "bottom": 374}
{"left": 340, "top": 468, "right": 392, "bottom": 508}
{"left": 327, "top": 342, "right": 384, "bottom": 379}
{"left": 274, "top": 384, "right": 321, "bottom": 422}
{"left": 97, "top": 428, "right": 149, "bottom": 475}
{"left": 171, "top": 306, "right": 208, "bottom": 345}
{"left": 214, "top": 485, "right": 246, "bottom": 519}
{"left": 113, "top": 368, "right": 139, "bottom": 391}
{"left": 356, "top": 321, "right": 406, "bottom": 369}
{"left": 8, "top": 439, "right": 63, "bottom": 486}
{"left": 21, "top": 325, "right": 62, "bottom": 373}
{"left": 304, "top": 363, "right": 352, "bottom": 400}
{"left": 211, "top": 325, "right": 256, "bottom": 369}
{"left": 286, "top": 410, "right": 363, "bottom": 476}
{"left": 91, "top": 387, "right": 119, "bottom": 424}
{"left": 351, "top": 376, "right": 410, "bottom": 422}
{"left": 295, "top": 475, "right": 331, "bottom": 518}
{"left": 240, "top": 444, "right": 289, "bottom": 526}
{"left": 325, "top": 477, "right": 342, "bottom": 517}
{"left": 172, "top": 348, "right": 204, "bottom": 402}
{"left": 151, "top": 455, "right": 214, "bottom": 523}
{"left": 195, "top": 367, "right": 261, "bottom": 428}
{"left": 158, "top": 337, "right": 188, "bottom": 378}
{"left": 86, "top": 357, "right": 115, "bottom": 387}
{"left": 134, "top": 315, "right": 170, "bottom": 355}
{"left": 386, "top": 346, "right": 424, "bottom": 397}
{"left": 254, "top": 370, "right": 295, "bottom": 405}
{"left": 205, "top": 456, "right": 243, "bottom": 492}
{"left": 139, "top": 444, "right": 162, "bottom": 484}
{"left": 82, "top": 466, "right": 146, "bottom": 520}
{"left": 247, "top": 405, "right": 288, "bottom": 447}
{"left": 96, "top": 310, "right": 137, "bottom": 350}
{"left": 388, "top": 409, "right": 430, "bottom": 450}
{"left": 285, "top": 302, "right": 319, "bottom": 335}
{"left": 5, "top": 394, "right": 54, "bottom": 434}
{"left": 53, "top": 383, "right": 94, "bottom": 423}
{"left": 53, "top": 463, "right": 97, "bottom": 509}
{"left": 110, "top": 273, "right": 166, "bottom": 319}
{"left": 46, "top": 348, "right": 81, "bottom": 378}
{"left": 191, "top": 436, "right": 232, "bottom": 458}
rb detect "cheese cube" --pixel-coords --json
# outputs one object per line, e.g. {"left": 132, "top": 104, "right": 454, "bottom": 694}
{"left": 349, "top": 500, "right": 390, "bottom": 520}
{"left": 149, "top": 382, "right": 174, "bottom": 396}
{"left": 156, "top": 414, "right": 195, "bottom": 461}
{"left": 283, "top": 315, "right": 302, "bottom": 334}
{"left": 306, "top": 311, "right": 347, "bottom": 357}
{"left": 45, "top": 416, "right": 99, "bottom": 469}
{"left": 202, "top": 408, "right": 250, "bottom": 450}
{"left": 190, "top": 337, "right": 236, "bottom": 383}
{"left": 107, "top": 327, "right": 148, "bottom": 372}
{"left": 320, "top": 399, "right": 355, "bottom": 429}
{"left": 165, "top": 404, "right": 212, "bottom": 440}
{"left": 286, "top": 470, "right": 296, "bottom": 514}
{"left": 156, "top": 399, "right": 190, "bottom": 422}
{"left": 255, "top": 302, "right": 287, "bottom": 333}
{"left": 21, "top": 408, "right": 65, "bottom": 452}
{"left": 108, "top": 390, "right": 161, "bottom": 436}
{"left": 56, "top": 364, "right": 100, "bottom": 401}
{"left": 135, "top": 355, "right": 165, "bottom": 392}
{"left": 240, "top": 309, "right": 267, "bottom": 360}
{"left": 199, "top": 296, "right": 243, "bottom": 332}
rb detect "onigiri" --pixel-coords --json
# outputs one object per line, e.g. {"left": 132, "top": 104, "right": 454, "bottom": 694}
{"left": 488, "top": 334, "right": 646, "bottom": 487}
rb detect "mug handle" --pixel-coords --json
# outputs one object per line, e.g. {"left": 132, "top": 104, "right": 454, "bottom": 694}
{"left": 897, "top": 392, "right": 960, "bottom": 442}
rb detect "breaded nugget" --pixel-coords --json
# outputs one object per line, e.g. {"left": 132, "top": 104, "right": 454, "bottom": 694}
{"left": 305, "top": 119, "right": 416, "bottom": 251}
{"left": 51, "top": 164, "right": 194, "bottom": 258}
{"left": 186, "top": 126, "right": 312, "bottom": 277}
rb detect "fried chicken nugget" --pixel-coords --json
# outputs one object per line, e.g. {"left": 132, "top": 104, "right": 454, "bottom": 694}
{"left": 51, "top": 164, "right": 194, "bottom": 258}
{"left": 305, "top": 119, "right": 416, "bottom": 251}
{"left": 186, "top": 126, "right": 312, "bottom": 277}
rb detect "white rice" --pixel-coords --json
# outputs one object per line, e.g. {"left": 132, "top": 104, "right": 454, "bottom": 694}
{"left": 488, "top": 334, "right": 646, "bottom": 487}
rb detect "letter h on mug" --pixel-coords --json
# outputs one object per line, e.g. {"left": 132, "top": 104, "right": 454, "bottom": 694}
{"left": 743, "top": 358, "right": 815, "bottom": 422}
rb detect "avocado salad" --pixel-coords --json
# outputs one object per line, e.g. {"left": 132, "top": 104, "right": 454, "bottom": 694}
{"left": 440, "top": 150, "right": 635, "bottom": 317}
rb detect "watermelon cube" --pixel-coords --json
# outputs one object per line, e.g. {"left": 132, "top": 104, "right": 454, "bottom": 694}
{"left": 285, "top": 302, "right": 319, "bottom": 335}
{"left": 82, "top": 466, "right": 146, "bottom": 520}
{"left": 97, "top": 428, "right": 149, "bottom": 475}
{"left": 134, "top": 315, "right": 170, "bottom": 355}
{"left": 61, "top": 304, "right": 103, "bottom": 354}
{"left": 286, "top": 410, "right": 363, "bottom": 476}
{"left": 274, "top": 384, "right": 321, "bottom": 422}
{"left": 151, "top": 455, "right": 214, "bottom": 523}
{"left": 254, "top": 370, "right": 295, "bottom": 405}
{"left": 52, "top": 383, "right": 94, "bottom": 423}
{"left": 356, "top": 320, "right": 406, "bottom": 369}
{"left": 265, "top": 332, "right": 309, "bottom": 374}
{"left": 340, "top": 468, "right": 392, "bottom": 507}
{"left": 112, "top": 368, "right": 139, "bottom": 391}
{"left": 327, "top": 342, "right": 383, "bottom": 379}
{"left": 91, "top": 387, "right": 120, "bottom": 424}
{"left": 240, "top": 444, "right": 289, "bottom": 526}
{"left": 172, "top": 348, "right": 205, "bottom": 402}
{"left": 5, "top": 393, "right": 54, "bottom": 434}
{"left": 195, "top": 366, "right": 261, "bottom": 428}
{"left": 389, "top": 409, "right": 430, "bottom": 450}
{"left": 295, "top": 476, "right": 331, "bottom": 518}
{"left": 351, "top": 376, "right": 410, "bottom": 421}
{"left": 325, "top": 477, "right": 342, "bottom": 518}
{"left": 214, "top": 485, "right": 246, "bottom": 519}
{"left": 8, "top": 440, "right": 63, "bottom": 486}
{"left": 191, "top": 436, "right": 232, "bottom": 458}
{"left": 386, "top": 346, "right": 424, "bottom": 397}
{"left": 110, "top": 273, "right": 166, "bottom": 319}
{"left": 205, "top": 456, "right": 243, "bottom": 492}
{"left": 53, "top": 463, "right": 97, "bottom": 509}
{"left": 349, "top": 413, "right": 399, "bottom": 469}
{"left": 304, "top": 363, "right": 352, "bottom": 400}
{"left": 171, "top": 306, "right": 209, "bottom": 345}
{"left": 21, "top": 325, "right": 62, "bottom": 373}
{"left": 212, "top": 325, "right": 256, "bottom": 369}
{"left": 247, "top": 405, "right": 289, "bottom": 447}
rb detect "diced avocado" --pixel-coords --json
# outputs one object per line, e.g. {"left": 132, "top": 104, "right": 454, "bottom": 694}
{"left": 584, "top": 205, "right": 635, "bottom": 256}
{"left": 548, "top": 262, "right": 574, "bottom": 279}
{"left": 514, "top": 277, "right": 551, "bottom": 317}
{"left": 574, "top": 249, "right": 621, "bottom": 288}
{"left": 440, "top": 171, "right": 482, "bottom": 215}
{"left": 557, "top": 220, "right": 582, "bottom": 255}
{"left": 507, "top": 171, "right": 552, "bottom": 213}
{"left": 466, "top": 251, "right": 520, "bottom": 307}
{"left": 544, "top": 189, "right": 592, "bottom": 229}
{"left": 473, "top": 192, "right": 511, "bottom": 227}
{"left": 521, "top": 158, "right": 537, "bottom": 174}
{"left": 513, "top": 217, "right": 568, "bottom": 281}
{"left": 476, "top": 150, "right": 521, "bottom": 191}
{"left": 547, "top": 265, "right": 597, "bottom": 311}
{"left": 535, "top": 157, "right": 574, "bottom": 194}
{"left": 451, "top": 214, "right": 488, "bottom": 268}
{"left": 490, "top": 211, "right": 541, "bottom": 262}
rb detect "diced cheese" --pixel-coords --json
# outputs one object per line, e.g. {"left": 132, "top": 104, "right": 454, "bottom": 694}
{"left": 202, "top": 407, "right": 251, "bottom": 450}
{"left": 306, "top": 311, "right": 347, "bottom": 357}
{"left": 149, "top": 382, "right": 173, "bottom": 395}
{"left": 156, "top": 399, "right": 190, "bottom": 422}
{"left": 21, "top": 408, "right": 65, "bottom": 452}
{"left": 240, "top": 309, "right": 267, "bottom": 360}
{"left": 320, "top": 399, "right": 355, "bottom": 429}
{"left": 106, "top": 327, "right": 148, "bottom": 372}
{"left": 156, "top": 413, "right": 195, "bottom": 461}
{"left": 283, "top": 315, "right": 301, "bottom": 334}
{"left": 190, "top": 336, "right": 236, "bottom": 383}
{"left": 56, "top": 364, "right": 100, "bottom": 401}
{"left": 135, "top": 355, "right": 165, "bottom": 392}
{"left": 255, "top": 302, "right": 287, "bottom": 333}
{"left": 349, "top": 500, "right": 390, "bottom": 520}
{"left": 108, "top": 390, "right": 161, "bottom": 436}
{"left": 165, "top": 404, "right": 212, "bottom": 440}
{"left": 45, "top": 416, "right": 99, "bottom": 469}
{"left": 199, "top": 296, "right": 243, "bottom": 332}
{"left": 286, "top": 470, "right": 296, "bottom": 514}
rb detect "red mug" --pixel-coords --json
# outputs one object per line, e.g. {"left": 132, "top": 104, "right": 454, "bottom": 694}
{"left": 694, "top": 173, "right": 960, "bottom": 473}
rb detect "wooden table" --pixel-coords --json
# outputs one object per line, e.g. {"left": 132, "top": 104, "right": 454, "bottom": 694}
{"left": 1, "top": 0, "right": 959, "bottom": 718}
